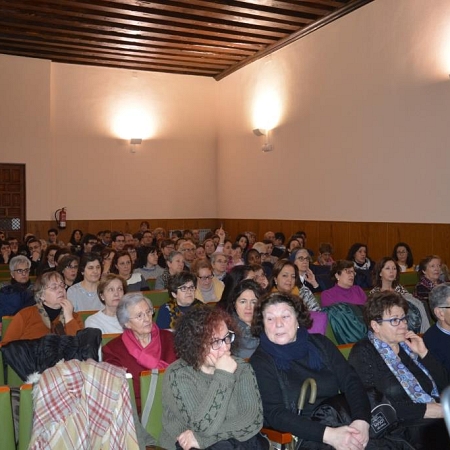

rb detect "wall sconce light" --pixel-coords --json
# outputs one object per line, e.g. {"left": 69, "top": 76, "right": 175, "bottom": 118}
{"left": 130, "top": 138, "right": 142, "bottom": 153}
{"left": 252, "top": 129, "right": 274, "bottom": 152}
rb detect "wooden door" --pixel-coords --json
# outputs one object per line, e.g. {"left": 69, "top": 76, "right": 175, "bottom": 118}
{"left": 0, "top": 164, "right": 26, "bottom": 240}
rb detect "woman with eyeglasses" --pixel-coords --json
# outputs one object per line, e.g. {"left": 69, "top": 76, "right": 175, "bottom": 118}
{"left": 110, "top": 250, "right": 147, "bottom": 292}
{"left": 2, "top": 271, "right": 83, "bottom": 345}
{"left": 84, "top": 274, "right": 127, "bottom": 334}
{"left": 193, "top": 259, "right": 224, "bottom": 303}
{"left": 103, "top": 292, "right": 176, "bottom": 413}
{"left": 349, "top": 291, "right": 450, "bottom": 449}
{"left": 160, "top": 305, "right": 266, "bottom": 450}
{"left": 156, "top": 271, "right": 202, "bottom": 330}
{"left": 321, "top": 260, "right": 367, "bottom": 308}
{"left": 392, "top": 242, "right": 415, "bottom": 273}
{"left": 56, "top": 254, "right": 79, "bottom": 290}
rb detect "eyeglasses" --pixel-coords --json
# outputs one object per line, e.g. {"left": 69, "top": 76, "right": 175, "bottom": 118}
{"left": 178, "top": 284, "right": 196, "bottom": 292}
{"left": 210, "top": 331, "right": 235, "bottom": 350}
{"left": 438, "top": 306, "right": 450, "bottom": 309}
{"left": 14, "top": 268, "right": 30, "bottom": 275}
{"left": 198, "top": 275, "right": 213, "bottom": 281}
{"left": 295, "top": 256, "right": 311, "bottom": 262}
{"left": 66, "top": 264, "right": 79, "bottom": 270}
{"left": 45, "top": 282, "right": 66, "bottom": 291}
{"left": 343, "top": 269, "right": 356, "bottom": 275}
{"left": 129, "top": 309, "right": 154, "bottom": 321}
{"left": 181, "top": 248, "right": 195, "bottom": 252}
{"left": 376, "top": 316, "right": 408, "bottom": 327}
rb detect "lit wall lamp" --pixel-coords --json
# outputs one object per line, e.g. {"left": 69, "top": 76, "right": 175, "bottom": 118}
{"left": 253, "top": 128, "right": 274, "bottom": 152}
{"left": 130, "top": 138, "right": 142, "bottom": 153}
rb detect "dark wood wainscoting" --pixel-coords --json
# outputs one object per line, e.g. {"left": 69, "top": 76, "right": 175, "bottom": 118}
{"left": 27, "top": 218, "right": 450, "bottom": 265}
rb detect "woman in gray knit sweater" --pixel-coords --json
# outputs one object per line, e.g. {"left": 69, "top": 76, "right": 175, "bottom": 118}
{"left": 160, "top": 305, "right": 267, "bottom": 450}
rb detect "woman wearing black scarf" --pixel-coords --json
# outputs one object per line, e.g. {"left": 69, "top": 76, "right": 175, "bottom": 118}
{"left": 250, "top": 293, "right": 370, "bottom": 450}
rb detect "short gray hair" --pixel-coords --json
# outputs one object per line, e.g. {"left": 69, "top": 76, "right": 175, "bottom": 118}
{"left": 116, "top": 292, "right": 153, "bottom": 329}
{"left": 167, "top": 250, "right": 183, "bottom": 263}
{"left": 9, "top": 255, "right": 31, "bottom": 272}
{"left": 429, "top": 283, "right": 450, "bottom": 311}
{"left": 210, "top": 252, "right": 226, "bottom": 265}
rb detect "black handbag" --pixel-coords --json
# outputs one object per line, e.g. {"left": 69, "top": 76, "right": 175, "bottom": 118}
{"left": 311, "top": 387, "right": 399, "bottom": 439}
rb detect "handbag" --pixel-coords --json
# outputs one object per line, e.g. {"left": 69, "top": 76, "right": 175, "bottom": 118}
{"left": 310, "top": 387, "right": 399, "bottom": 439}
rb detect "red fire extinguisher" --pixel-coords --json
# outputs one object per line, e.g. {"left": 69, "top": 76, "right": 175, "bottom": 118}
{"left": 55, "top": 207, "right": 67, "bottom": 229}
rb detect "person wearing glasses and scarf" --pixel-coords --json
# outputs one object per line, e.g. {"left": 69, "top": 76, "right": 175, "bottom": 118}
{"left": 160, "top": 305, "right": 266, "bottom": 450}
{"left": 349, "top": 291, "right": 450, "bottom": 449}
{"left": 156, "top": 271, "right": 202, "bottom": 330}
{"left": 193, "top": 259, "right": 224, "bottom": 303}
{"left": 102, "top": 292, "right": 176, "bottom": 413}
{"left": 1, "top": 271, "right": 83, "bottom": 345}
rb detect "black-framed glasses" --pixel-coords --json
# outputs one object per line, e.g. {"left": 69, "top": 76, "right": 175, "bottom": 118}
{"left": 438, "top": 306, "right": 450, "bottom": 309}
{"left": 178, "top": 284, "right": 195, "bottom": 292}
{"left": 210, "top": 331, "right": 235, "bottom": 350}
{"left": 14, "top": 268, "right": 30, "bottom": 275}
{"left": 376, "top": 316, "right": 407, "bottom": 327}
{"left": 198, "top": 275, "right": 213, "bottom": 281}
{"left": 66, "top": 264, "right": 79, "bottom": 270}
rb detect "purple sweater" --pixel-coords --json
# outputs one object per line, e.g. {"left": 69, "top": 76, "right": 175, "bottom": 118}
{"left": 320, "top": 284, "right": 366, "bottom": 307}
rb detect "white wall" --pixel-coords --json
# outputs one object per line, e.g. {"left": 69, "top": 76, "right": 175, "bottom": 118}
{"left": 2, "top": 0, "right": 450, "bottom": 223}
{"left": 216, "top": 0, "right": 450, "bottom": 223}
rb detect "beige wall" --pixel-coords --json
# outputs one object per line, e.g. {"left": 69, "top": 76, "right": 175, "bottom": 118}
{"left": 216, "top": 0, "right": 450, "bottom": 223}
{"left": 1, "top": 0, "right": 450, "bottom": 224}
{"left": 1, "top": 56, "right": 217, "bottom": 220}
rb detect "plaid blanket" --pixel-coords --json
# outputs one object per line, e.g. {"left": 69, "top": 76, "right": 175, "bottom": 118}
{"left": 29, "top": 359, "right": 139, "bottom": 449}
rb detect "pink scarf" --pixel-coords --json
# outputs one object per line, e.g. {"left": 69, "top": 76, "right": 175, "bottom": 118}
{"left": 121, "top": 326, "right": 169, "bottom": 370}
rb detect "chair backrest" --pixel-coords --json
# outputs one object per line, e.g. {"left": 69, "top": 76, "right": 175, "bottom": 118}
{"left": 78, "top": 310, "right": 99, "bottom": 324}
{"left": 442, "top": 385, "right": 450, "bottom": 436}
{"left": 147, "top": 278, "right": 156, "bottom": 290}
{"left": 140, "top": 368, "right": 166, "bottom": 442}
{"left": 337, "top": 343, "right": 354, "bottom": 360}
{"left": 399, "top": 271, "right": 418, "bottom": 287}
{"left": 142, "top": 290, "right": 169, "bottom": 307}
{"left": 101, "top": 333, "right": 121, "bottom": 346}
{"left": 2, "top": 314, "right": 14, "bottom": 338}
{"left": 18, "top": 383, "right": 33, "bottom": 450}
{"left": 0, "top": 350, "right": 4, "bottom": 385}
{"left": 0, "top": 385, "right": 16, "bottom": 450}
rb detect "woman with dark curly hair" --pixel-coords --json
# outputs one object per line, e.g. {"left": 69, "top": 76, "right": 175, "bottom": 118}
{"left": 160, "top": 305, "right": 266, "bottom": 450}
{"left": 250, "top": 292, "right": 371, "bottom": 450}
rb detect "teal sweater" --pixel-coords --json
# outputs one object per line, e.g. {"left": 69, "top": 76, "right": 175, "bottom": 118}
{"left": 160, "top": 357, "right": 263, "bottom": 449}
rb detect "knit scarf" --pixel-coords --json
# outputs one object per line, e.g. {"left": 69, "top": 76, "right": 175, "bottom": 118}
{"left": 418, "top": 275, "right": 440, "bottom": 291}
{"left": 259, "top": 328, "right": 323, "bottom": 371}
{"left": 368, "top": 330, "right": 438, "bottom": 403}
{"left": 35, "top": 300, "right": 66, "bottom": 335}
{"left": 121, "top": 326, "right": 169, "bottom": 370}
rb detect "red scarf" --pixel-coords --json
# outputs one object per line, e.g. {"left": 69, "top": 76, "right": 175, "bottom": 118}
{"left": 121, "top": 325, "right": 169, "bottom": 370}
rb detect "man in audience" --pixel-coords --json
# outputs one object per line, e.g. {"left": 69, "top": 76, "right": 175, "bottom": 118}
{"left": 101, "top": 230, "right": 112, "bottom": 246}
{"left": 272, "top": 232, "right": 286, "bottom": 258}
{"left": 191, "top": 229, "right": 200, "bottom": 244}
{"left": 80, "top": 234, "right": 98, "bottom": 256}
{"left": 178, "top": 240, "right": 196, "bottom": 270}
{"left": 424, "top": 283, "right": 450, "bottom": 373}
{"left": 47, "top": 228, "right": 65, "bottom": 247}
{"left": 132, "top": 232, "right": 142, "bottom": 248}
{"left": 111, "top": 232, "right": 125, "bottom": 251}
{"left": 140, "top": 231, "right": 153, "bottom": 247}
{"left": 124, "top": 233, "right": 134, "bottom": 245}
{"left": 158, "top": 239, "right": 175, "bottom": 268}
{"left": 263, "top": 231, "right": 275, "bottom": 242}
{"left": 7, "top": 237, "right": 20, "bottom": 257}
{"left": 0, "top": 240, "right": 11, "bottom": 264}
{"left": 27, "top": 238, "right": 43, "bottom": 275}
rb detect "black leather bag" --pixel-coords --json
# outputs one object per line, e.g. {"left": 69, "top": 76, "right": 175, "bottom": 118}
{"left": 311, "top": 388, "right": 399, "bottom": 439}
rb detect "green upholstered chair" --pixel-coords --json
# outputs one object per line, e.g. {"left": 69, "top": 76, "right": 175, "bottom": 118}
{"left": 0, "top": 385, "right": 16, "bottom": 450}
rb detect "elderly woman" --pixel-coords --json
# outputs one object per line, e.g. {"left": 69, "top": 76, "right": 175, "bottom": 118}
{"left": 370, "top": 257, "right": 430, "bottom": 334}
{"left": 155, "top": 250, "right": 185, "bottom": 290}
{"left": 392, "top": 242, "right": 415, "bottom": 273}
{"left": 414, "top": 255, "right": 443, "bottom": 321}
{"left": 160, "top": 305, "right": 266, "bottom": 450}
{"left": 269, "top": 259, "right": 320, "bottom": 311}
{"left": 194, "top": 259, "right": 224, "bottom": 303}
{"left": 349, "top": 291, "right": 450, "bottom": 449}
{"left": 346, "top": 243, "right": 375, "bottom": 289}
{"left": 291, "top": 247, "right": 322, "bottom": 292}
{"left": 2, "top": 271, "right": 83, "bottom": 345}
{"left": 321, "top": 260, "right": 367, "bottom": 308}
{"left": 111, "top": 250, "right": 147, "bottom": 292}
{"left": 0, "top": 255, "right": 35, "bottom": 320}
{"left": 211, "top": 252, "right": 228, "bottom": 282}
{"left": 156, "top": 271, "right": 202, "bottom": 330}
{"left": 226, "top": 279, "right": 263, "bottom": 358}
{"left": 84, "top": 274, "right": 127, "bottom": 334}
{"left": 56, "top": 254, "right": 79, "bottom": 290}
{"left": 102, "top": 292, "right": 176, "bottom": 412}
{"left": 67, "top": 252, "right": 103, "bottom": 312}
{"left": 250, "top": 293, "right": 371, "bottom": 450}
